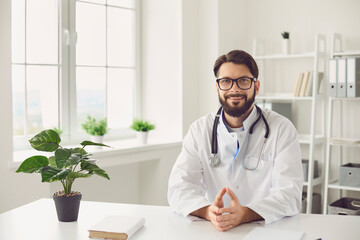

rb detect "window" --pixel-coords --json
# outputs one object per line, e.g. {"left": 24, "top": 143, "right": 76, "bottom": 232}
{"left": 11, "top": 0, "right": 139, "bottom": 150}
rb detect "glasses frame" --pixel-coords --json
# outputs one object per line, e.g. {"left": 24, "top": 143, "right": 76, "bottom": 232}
{"left": 216, "top": 77, "right": 257, "bottom": 91}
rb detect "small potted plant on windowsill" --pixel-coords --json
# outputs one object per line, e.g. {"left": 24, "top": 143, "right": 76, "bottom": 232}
{"left": 16, "top": 129, "right": 110, "bottom": 222}
{"left": 81, "top": 115, "right": 108, "bottom": 147}
{"left": 130, "top": 119, "right": 155, "bottom": 144}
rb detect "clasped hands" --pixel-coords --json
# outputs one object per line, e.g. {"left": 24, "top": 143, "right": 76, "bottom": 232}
{"left": 204, "top": 187, "right": 259, "bottom": 232}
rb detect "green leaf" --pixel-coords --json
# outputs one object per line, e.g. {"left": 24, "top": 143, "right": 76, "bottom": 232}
{"left": 71, "top": 147, "right": 87, "bottom": 155}
{"left": 41, "top": 166, "right": 70, "bottom": 182}
{"left": 29, "top": 129, "right": 61, "bottom": 152}
{"left": 16, "top": 155, "right": 49, "bottom": 173}
{"left": 68, "top": 154, "right": 81, "bottom": 166}
{"left": 80, "top": 161, "right": 110, "bottom": 180}
{"left": 55, "top": 148, "right": 71, "bottom": 168}
{"left": 80, "top": 141, "right": 110, "bottom": 148}
{"left": 68, "top": 171, "right": 93, "bottom": 179}
{"left": 48, "top": 156, "right": 57, "bottom": 167}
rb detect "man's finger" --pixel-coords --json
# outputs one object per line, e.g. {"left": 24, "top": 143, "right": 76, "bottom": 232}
{"left": 215, "top": 187, "right": 226, "bottom": 203}
{"left": 217, "top": 213, "right": 235, "bottom": 222}
{"left": 219, "top": 206, "right": 234, "bottom": 214}
{"left": 226, "top": 187, "right": 239, "bottom": 203}
{"left": 209, "top": 205, "right": 221, "bottom": 215}
{"left": 219, "top": 224, "right": 234, "bottom": 232}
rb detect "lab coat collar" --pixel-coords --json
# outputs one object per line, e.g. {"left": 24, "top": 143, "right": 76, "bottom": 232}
{"left": 219, "top": 105, "right": 258, "bottom": 134}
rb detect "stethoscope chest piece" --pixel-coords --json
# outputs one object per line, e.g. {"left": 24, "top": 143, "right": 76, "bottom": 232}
{"left": 209, "top": 154, "right": 220, "bottom": 167}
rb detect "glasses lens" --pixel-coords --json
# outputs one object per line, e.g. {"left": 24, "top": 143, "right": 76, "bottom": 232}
{"left": 218, "top": 78, "right": 232, "bottom": 90}
{"left": 237, "top": 78, "right": 252, "bottom": 89}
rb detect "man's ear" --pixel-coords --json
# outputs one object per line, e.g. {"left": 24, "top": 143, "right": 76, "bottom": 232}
{"left": 255, "top": 80, "right": 260, "bottom": 96}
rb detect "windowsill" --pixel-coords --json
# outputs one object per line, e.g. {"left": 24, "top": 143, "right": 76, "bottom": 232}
{"left": 10, "top": 137, "right": 183, "bottom": 171}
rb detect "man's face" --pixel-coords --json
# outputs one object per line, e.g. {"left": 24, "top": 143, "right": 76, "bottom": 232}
{"left": 216, "top": 62, "right": 259, "bottom": 117}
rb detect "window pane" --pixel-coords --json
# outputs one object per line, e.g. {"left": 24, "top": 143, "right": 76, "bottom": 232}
{"left": 76, "top": 67, "right": 106, "bottom": 128}
{"left": 12, "top": 0, "right": 26, "bottom": 63}
{"left": 27, "top": 66, "right": 59, "bottom": 134}
{"left": 76, "top": 2, "right": 106, "bottom": 66}
{"left": 12, "top": 65, "right": 26, "bottom": 135}
{"left": 107, "top": 0, "right": 135, "bottom": 9}
{"left": 107, "top": 7, "right": 135, "bottom": 67}
{"left": 107, "top": 68, "right": 134, "bottom": 128}
{"left": 26, "top": 0, "right": 58, "bottom": 64}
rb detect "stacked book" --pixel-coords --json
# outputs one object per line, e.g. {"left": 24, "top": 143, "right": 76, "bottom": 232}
{"left": 293, "top": 71, "right": 323, "bottom": 97}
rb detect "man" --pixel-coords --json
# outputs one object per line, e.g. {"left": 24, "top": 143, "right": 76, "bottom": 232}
{"left": 167, "top": 50, "right": 303, "bottom": 232}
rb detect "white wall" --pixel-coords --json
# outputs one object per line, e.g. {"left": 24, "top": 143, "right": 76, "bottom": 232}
{"left": 141, "top": 0, "right": 183, "bottom": 140}
{"left": 0, "top": 0, "right": 50, "bottom": 214}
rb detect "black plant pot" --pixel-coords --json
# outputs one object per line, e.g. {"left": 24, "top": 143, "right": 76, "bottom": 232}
{"left": 53, "top": 192, "right": 82, "bottom": 222}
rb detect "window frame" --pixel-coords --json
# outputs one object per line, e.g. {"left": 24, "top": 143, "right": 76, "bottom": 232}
{"left": 12, "top": 0, "right": 141, "bottom": 151}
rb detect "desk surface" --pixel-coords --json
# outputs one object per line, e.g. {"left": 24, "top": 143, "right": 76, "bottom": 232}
{"left": 0, "top": 199, "right": 359, "bottom": 240}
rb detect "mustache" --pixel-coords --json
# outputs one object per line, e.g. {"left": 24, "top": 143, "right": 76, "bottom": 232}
{"left": 225, "top": 94, "right": 247, "bottom": 99}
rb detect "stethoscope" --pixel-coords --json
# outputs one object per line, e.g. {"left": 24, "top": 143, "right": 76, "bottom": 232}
{"left": 209, "top": 105, "right": 270, "bottom": 169}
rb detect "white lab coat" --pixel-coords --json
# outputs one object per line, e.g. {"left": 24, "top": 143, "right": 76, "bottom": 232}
{"left": 167, "top": 106, "right": 303, "bottom": 224}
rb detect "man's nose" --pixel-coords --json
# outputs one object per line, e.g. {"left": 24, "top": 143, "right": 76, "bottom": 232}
{"left": 229, "top": 80, "right": 242, "bottom": 91}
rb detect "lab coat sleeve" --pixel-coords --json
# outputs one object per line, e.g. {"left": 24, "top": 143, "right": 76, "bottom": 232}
{"left": 167, "top": 123, "right": 211, "bottom": 219}
{"left": 245, "top": 120, "right": 303, "bottom": 224}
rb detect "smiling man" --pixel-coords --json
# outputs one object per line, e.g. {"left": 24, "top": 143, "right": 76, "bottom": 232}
{"left": 168, "top": 50, "right": 303, "bottom": 231}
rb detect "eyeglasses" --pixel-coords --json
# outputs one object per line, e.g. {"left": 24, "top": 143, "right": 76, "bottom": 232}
{"left": 216, "top": 77, "right": 257, "bottom": 91}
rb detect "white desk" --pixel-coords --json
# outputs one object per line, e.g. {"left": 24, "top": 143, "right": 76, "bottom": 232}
{"left": 0, "top": 199, "right": 359, "bottom": 240}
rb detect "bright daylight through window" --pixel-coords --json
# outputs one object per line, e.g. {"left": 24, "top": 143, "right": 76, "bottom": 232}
{"left": 11, "top": 0, "right": 137, "bottom": 149}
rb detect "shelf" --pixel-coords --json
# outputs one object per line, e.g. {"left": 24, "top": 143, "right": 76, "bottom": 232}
{"left": 254, "top": 52, "right": 315, "bottom": 60}
{"left": 299, "top": 135, "right": 326, "bottom": 145}
{"left": 329, "top": 97, "right": 360, "bottom": 101}
{"left": 256, "top": 94, "right": 313, "bottom": 101}
{"left": 303, "top": 177, "right": 323, "bottom": 187}
{"left": 332, "top": 50, "right": 360, "bottom": 57}
{"left": 328, "top": 180, "right": 360, "bottom": 192}
{"left": 253, "top": 34, "right": 326, "bottom": 215}
{"left": 329, "top": 138, "right": 360, "bottom": 146}
{"left": 256, "top": 93, "right": 326, "bottom": 102}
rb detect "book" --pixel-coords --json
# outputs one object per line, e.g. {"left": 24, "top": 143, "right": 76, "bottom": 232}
{"left": 243, "top": 227, "right": 304, "bottom": 240}
{"left": 305, "top": 71, "right": 313, "bottom": 96}
{"left": 293, "top": 73, "right": 303, "bottom": 97}
{"left": 88, "top": 215, "right": 145, "bottom": 240}
{"left": 299, "top": 71, "right": 310, "bottom": 97}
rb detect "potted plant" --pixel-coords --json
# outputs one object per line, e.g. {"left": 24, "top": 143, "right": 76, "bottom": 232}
{"left": 130, "top": 119, "right": 155, "bottom": 144}
{"left": 16, "top": 129, "right": 110, "bottom": 222}
{"left": 81, "top": 115, "right": 108, "bottom": 146}
{"left": 281, "top": 31, "right": 291, "bottom": 55}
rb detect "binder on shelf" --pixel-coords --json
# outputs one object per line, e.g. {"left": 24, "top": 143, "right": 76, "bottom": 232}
{"left": 346, "top": 57, "right": 360, "bottom": 97}
{"left": 337, "top": 58, "right": 347, "bottom": 97}
{"left": 329, "top": 59, "right": 337, "bottom": 97}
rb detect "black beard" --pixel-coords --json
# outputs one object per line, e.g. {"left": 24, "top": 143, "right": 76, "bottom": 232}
{"left": 218, "top": 89, "right": 255, "bottom": 117}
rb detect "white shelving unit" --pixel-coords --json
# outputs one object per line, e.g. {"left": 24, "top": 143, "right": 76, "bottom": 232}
{"left": 323, "top": 33, "right": 360, "bottom": 213}
{"left": 253, "top": 34, "right": 327, "bottom": 214}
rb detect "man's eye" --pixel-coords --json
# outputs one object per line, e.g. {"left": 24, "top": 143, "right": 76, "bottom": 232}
{"left": 221, "top": 79, "right": 231, "bottom": 83}
{"left": 239, "top": 78, "right": 250, "bottom": 83}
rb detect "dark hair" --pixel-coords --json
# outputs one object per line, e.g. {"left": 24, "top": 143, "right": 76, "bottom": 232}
{"left": 213, "top": 50, "right": 259, "bottom": 79}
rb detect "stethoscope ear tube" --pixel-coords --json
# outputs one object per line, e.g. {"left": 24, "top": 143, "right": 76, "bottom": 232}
{"left": 212, "top": 107, "right": 222, "bottom": 155}
{"left": 209, "top": 107, "right": 223, "bottom": 167}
